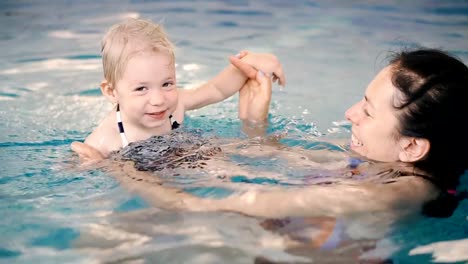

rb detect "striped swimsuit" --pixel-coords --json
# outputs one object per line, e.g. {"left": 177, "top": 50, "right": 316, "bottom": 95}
{"left": 116, "top": 104, "right": 180, "bottom": 147}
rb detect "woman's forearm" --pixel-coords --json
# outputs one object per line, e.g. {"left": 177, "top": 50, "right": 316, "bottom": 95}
{"left": 110, "top": 160, "right": 436, "bottom": 218}
{"left": 184, "top": 177, "right": 435, "bottom": 218}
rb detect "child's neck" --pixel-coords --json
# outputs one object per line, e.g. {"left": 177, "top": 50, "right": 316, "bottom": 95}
{"left": 122, "top": 120, "right": 172, "bottom": 144}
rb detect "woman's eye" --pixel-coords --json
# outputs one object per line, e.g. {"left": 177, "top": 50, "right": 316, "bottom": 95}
{"left": 363, "top": 108, "right": 371, "bottom": 117}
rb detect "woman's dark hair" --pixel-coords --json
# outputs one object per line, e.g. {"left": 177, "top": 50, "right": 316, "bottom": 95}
{"left": 388, "top": 48, "right": 468, "bottom": 217}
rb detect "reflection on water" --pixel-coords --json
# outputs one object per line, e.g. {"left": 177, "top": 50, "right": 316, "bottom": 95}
{"left": 1, "top": 0, "right": 467, "bottom": 263}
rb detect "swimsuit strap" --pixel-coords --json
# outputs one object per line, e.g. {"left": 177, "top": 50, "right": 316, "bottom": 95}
{"left": 397, "top": 170, "right": 456, "bottom": 194}
{"left": 320, "top": 219, "right": 347, "bottom": 250}
{"left": 116, "top": 104, "right": 129, "bottom": 147}
{"left": 116, "top": 104, "right": 180, "bottom": 148}
{"left": 169, "top": 115, "right": 180, "bottom": 130}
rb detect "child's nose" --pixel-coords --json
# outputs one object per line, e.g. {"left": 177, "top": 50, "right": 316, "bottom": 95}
{"left": 149, "top": 90, "right": 164, "bottom": 106}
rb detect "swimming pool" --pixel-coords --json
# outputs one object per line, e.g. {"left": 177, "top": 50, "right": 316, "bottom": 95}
{"left": 1, "top": 0, "right": 467, "bottom": 263}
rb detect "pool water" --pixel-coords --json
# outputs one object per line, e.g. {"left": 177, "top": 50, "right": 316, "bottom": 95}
{"left": 1, "top": 0, "right": 467, "bottom": 263}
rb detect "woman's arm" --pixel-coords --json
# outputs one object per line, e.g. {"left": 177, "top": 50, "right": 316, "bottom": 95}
{"left": 238, "top": 70, "right": 272, "bottom": 137}
{"left": 110, "top": 162, "right": 438, "bottom": 218}
{"left": 185, "top": 177, "right": 436, "bottom": 218}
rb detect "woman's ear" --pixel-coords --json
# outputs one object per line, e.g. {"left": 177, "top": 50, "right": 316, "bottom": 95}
{"left": 100, "top": 80, "right": 118, "bottom": 103}
{"left": 398, "top": 137, "right": 430, "bottom": 162}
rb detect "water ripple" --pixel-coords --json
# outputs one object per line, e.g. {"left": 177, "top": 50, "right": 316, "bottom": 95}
{"left": 159, "top": 7, "right": 196, "bottom": 13}
{"left": 206, "top": 9, "right": 272, "bottom": 16}
{"left": 64, "top": 88, "right": 101, "bottom": 97}
{"left": 425, "top": 7, "right": 468, "bottom": 16}
{"left": 16, "top": 54, "right": 101, "bottom": 63}
{"left": 215, "top": 21, "right": 239, "bottom": 28}
{"left": 0, "top": 247, "right": 21, "bottom": 258}
{"left": 0, "top": 139, "right": 79, "bottom": 148}
{"left": 1, "top": 58, "right": 101, "bottom": 75}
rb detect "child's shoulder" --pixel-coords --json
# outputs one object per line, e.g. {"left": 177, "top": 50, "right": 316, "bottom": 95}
{"left": 172, "top": 90, "right": 187, "bottom": 122}
{"left": 84, "top": 111, "right": 121, "bottom": 157}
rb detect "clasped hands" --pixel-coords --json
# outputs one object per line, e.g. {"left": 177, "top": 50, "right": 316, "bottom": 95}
{"left": 230, "top": 50, "right": 285, "bottom": 124}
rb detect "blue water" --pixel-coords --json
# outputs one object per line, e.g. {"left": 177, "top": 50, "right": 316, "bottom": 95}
{"left": 1, "top": 0, "right": 467, "bottom": 263}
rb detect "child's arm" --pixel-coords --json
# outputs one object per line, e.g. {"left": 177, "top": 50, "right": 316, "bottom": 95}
{"left": 178, "top": 52, "right": 285, "bottom": 111}
{"left": 235, "top": 50, "right": 286, "bottom": 86}
{"left": 71, "top": 141, "right": 105, "bottom": 162}
{"left": 71, "top": 111, "right": 119, "bottom": 160}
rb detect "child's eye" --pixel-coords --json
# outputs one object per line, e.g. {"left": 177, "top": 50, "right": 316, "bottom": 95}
{"left": 135, "top": 86, "right": 147, "bottom": 92}
{"left": 162, "top": 82, "right": 174, "bottom": 89}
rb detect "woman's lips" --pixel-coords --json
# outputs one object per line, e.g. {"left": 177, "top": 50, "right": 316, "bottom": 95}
{"left": 351, "top": 134, "right": 363, "bottom": 147}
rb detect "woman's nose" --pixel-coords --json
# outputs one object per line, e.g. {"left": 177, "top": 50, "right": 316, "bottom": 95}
{"left": 345, "top": 102, "right": 361, "bottom": 124}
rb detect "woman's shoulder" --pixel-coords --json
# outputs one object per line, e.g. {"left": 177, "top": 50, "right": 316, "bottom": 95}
{"left": 349, "top": 161, "right": 441, "bottom": 202}
{"left": 377, "top": 172, "right": 441, "bottom": 204}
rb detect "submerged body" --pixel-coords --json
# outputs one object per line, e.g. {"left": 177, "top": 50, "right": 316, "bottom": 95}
{"left": 106, "top": 130, "right": 438, "bottom": 220}
{"left": 100, "top": 130, "right": 440, "bottom": 254}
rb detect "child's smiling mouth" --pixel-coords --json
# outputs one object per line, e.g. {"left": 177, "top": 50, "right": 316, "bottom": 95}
{"left": 147, "top": 110, "right": 166, "bottom": 119}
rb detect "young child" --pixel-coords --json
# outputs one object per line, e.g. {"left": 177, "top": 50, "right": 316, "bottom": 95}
{"left": 72, "top": 18, "right": 285, "bottom": 158}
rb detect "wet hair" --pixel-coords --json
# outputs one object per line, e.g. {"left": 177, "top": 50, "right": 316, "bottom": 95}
{"left": 388, "top": 48, "right": 468, "bottom": 217}
{"left": 101, "top": 18, "right": 175, "bottom": 86}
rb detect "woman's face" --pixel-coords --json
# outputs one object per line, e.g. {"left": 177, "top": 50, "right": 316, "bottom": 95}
{"left": 345, "top": 66, "right": 405, "bottom": 162}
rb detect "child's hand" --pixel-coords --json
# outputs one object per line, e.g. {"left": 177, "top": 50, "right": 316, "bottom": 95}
{"left": 230, "top": 51, "right": 286, "bottom": 87}
{"left": 71, "top": 142, "right": 105, "bottom": 162}
{"left": 238, "top": 70, "right": 272, "bottom": 123}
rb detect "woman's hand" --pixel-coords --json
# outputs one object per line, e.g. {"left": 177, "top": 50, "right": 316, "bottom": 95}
{"left": 229, "top": 50, "right": 286, "bottom": 86}
{"left": 229, "top": 52, "right": 275, "bottom": 137}
{"left": 238, "top": 70, "right": 272, "bottom": 123}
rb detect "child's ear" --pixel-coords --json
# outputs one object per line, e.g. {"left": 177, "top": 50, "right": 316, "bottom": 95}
{"left": 100, "top": 80, "right": 118, "bottom": 103}
{"left": 398, "top": 137, "right": 430, "bottom": 162}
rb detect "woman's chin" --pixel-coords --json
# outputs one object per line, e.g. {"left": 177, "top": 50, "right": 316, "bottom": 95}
{"left": 349, "top": 145, "right": 367, "bottom": 158}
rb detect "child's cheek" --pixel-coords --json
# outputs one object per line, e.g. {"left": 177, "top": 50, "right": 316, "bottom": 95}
{"left": 169, "top": 91, "right": 179, "bottom": 112}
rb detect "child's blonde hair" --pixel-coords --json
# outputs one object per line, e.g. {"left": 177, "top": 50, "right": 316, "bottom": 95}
{"left": 101, "top": 18, "right": 175, "bottom": 86}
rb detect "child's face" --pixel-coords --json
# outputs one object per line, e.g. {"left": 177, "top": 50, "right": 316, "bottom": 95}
{"left": 115, "top": 51, "right": 178, "bottom": 133}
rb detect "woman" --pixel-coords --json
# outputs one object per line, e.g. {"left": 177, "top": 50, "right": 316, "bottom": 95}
{"left": 76, "top": 48, "right": 467, "bottom": 219}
